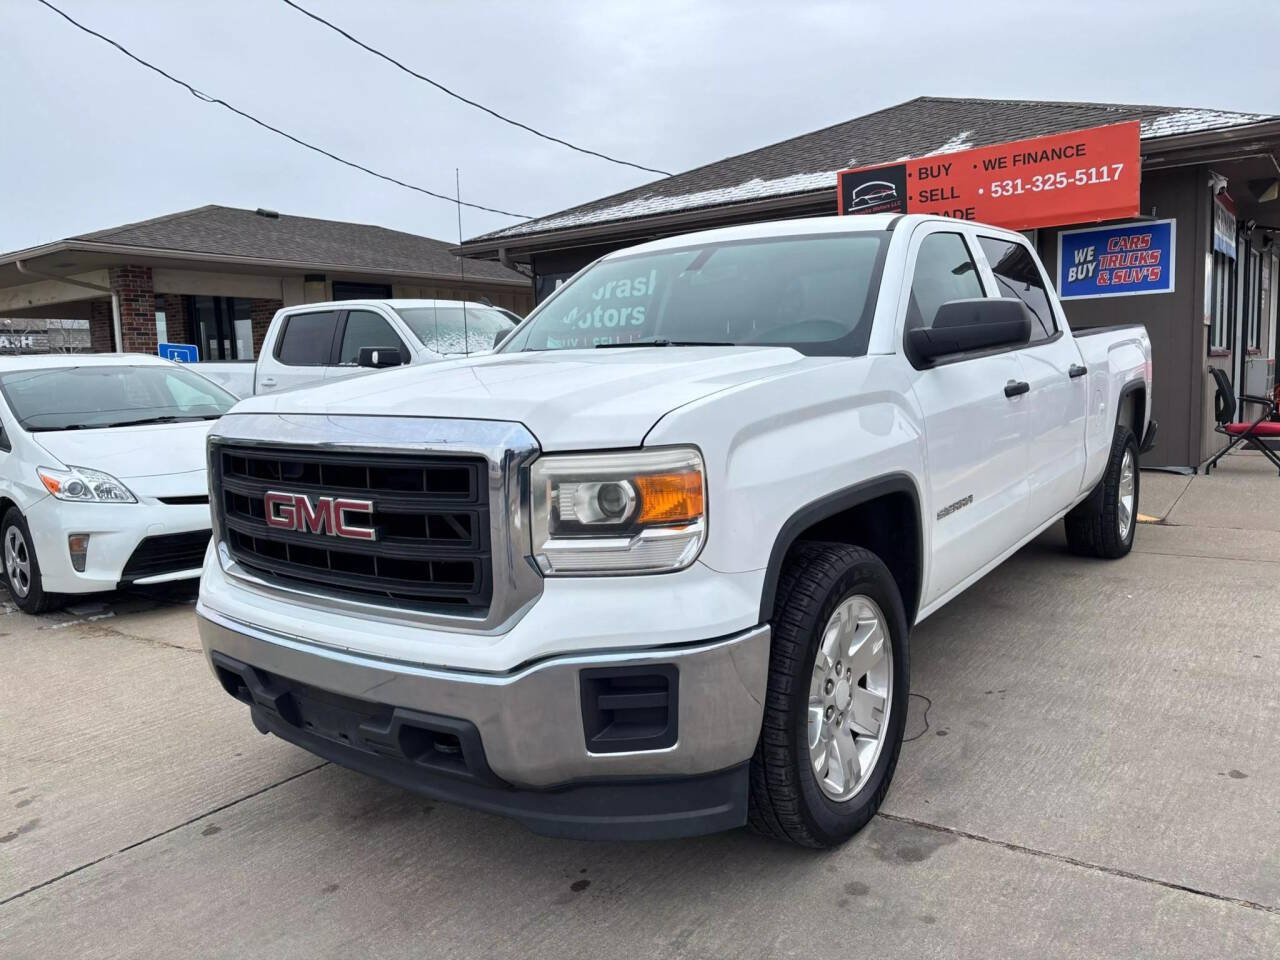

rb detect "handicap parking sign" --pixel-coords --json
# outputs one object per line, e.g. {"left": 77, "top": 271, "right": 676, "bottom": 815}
{"left": 158, "top": 342, "right": 199, "bottom": 363}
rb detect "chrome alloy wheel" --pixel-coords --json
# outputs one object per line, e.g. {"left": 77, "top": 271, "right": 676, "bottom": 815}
{"left": 1118, "top": 447, "right": 1136, "bottom": 541}
{"left": 808, "top": 595, "right": 893, "bottom": 802}
{"left": 5, "top": 525, "right": 32, "bottom": 598}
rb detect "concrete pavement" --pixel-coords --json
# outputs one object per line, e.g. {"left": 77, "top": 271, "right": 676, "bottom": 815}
{"left": 2, "top": 450, "right": 1278, "bottom": 958}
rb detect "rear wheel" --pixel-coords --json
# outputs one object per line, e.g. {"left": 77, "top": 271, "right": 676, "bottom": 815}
{"left": 2, "top": 508, "right": 62, "bottom": 614}
{"left": 1065, "top": 425, "right": 1139, "bottom": 559}
{"left": 748, "top": 542, "right": 909, "bottom": 848}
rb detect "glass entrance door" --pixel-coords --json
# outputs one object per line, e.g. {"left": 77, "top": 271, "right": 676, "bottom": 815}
{"left": 189, "top": 296, "right": 254, "bottom": 360}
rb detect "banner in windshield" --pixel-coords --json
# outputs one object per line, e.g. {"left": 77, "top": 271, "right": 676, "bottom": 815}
{"left": 539, "top": 268, "right": 659, "bottom": 348}
{"left": 837, "top": 121, "right": 1140, "bottom": 231}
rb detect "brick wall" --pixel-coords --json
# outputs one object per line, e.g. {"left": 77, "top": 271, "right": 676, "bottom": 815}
{"left": 154, "top": 293, "right": 192, "bottom": 345}
{"left": 111, "top": 265, "right": 157, "bottom": 354}
{"left": 88, "top": 298, "right": 115, "bottom": 352}
{"left": 249, "top": 299, "right": 282, "bottom": 357}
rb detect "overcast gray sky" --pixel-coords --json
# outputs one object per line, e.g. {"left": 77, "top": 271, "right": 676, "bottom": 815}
{"left": 3, "top": 0, "right": 1278, "bottom": 254}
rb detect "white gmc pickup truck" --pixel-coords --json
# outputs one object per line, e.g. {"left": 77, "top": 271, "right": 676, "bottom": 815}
{"left": 197, "top": 214, "right": 1153, "bottom": 847}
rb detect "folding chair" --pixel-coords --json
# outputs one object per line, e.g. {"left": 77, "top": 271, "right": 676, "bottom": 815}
{"left": 1204, "top": 366, "right": 1280, "bottom": 474}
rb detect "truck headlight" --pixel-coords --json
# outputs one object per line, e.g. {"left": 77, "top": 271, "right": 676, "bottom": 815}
{"left": 530, "top": 447, "right": 706, "bottom": 575}
{"left": 37, "top": 465, "right": 137, "bottom": 504}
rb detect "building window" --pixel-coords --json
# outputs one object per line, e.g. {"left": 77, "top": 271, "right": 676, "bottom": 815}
{"left": 1246, "top": 249, "right": 1262, "bottom": 352}
{"left": 1209, "top": 250, "right": 1233, "bottom": 353}
{"left": 332, "top": 281, "right": 392, "bottom": 301}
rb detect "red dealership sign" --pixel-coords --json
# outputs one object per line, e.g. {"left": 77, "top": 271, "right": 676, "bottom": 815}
{"left": 837, "top": 121, "right": 1140, "bottom": 230}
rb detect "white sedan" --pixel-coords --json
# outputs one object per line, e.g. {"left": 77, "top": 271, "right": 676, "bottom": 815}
{"left": 0, "top": 353, "right": 236, "bottom": 613}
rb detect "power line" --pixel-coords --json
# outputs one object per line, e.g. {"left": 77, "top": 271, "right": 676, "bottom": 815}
{"left": 279, "top": 0, "right": 673, "bottom": 178}
{"left": 31, "top": 0, "right": 533, "bottom": 220}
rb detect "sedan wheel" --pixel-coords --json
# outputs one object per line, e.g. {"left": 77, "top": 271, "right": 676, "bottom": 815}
{"left": 5, "top": 525, "right": 32, "bottom": 598}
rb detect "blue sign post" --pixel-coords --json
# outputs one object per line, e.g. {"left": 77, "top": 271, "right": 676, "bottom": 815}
{"left": 158, "top": 342, "right": 199, "bottom": 363}
{"left": 1057, "top": 219, "right": 1175, "bottom": 300}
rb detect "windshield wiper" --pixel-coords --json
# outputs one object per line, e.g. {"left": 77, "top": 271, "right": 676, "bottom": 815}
{"left": 595, "top": 338, "right": 734, "bottom": 348}
{"left": 99, "top": 415, "right": 218, "bottom": 429}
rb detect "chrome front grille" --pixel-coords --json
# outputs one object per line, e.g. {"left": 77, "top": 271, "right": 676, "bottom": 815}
{"left": 216, "top": 446, "right": 492, "bottom": 611}
{"left": 208, "top": 414, "right": 542, "bottom": 632}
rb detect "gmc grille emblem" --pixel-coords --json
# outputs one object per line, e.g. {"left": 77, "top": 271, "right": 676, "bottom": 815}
{"left": 263, "top": 491, "right": 377, "bottom": 541}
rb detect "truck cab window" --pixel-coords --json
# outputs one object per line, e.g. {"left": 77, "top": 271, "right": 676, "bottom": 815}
{"left": 276, "top": 311, "right": 339, "bottom": 366}
{"left": 338, "top": 311, "right": 404, "bottom": 365}
{"left": 978, "top": 236, "right": 1058, "bottom": 341}
{"left": 906, "top": 232, "right": 984, "bottom": 331}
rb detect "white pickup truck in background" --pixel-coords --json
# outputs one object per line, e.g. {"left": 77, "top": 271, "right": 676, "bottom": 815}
{"left": 198, "top": 213, "right": 1153, "bottom": 847}
{"left": 195, "top": 299, "right": 518, "bottom": 397}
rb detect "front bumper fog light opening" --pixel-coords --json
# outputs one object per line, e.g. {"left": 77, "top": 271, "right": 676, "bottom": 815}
{"left": 68, "top": 533, "right": 90, "bottom": 573}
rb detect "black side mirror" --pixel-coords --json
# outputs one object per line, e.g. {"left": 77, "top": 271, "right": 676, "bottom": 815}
{"left": 907, "top": 298, "right": 1033, "bottom": 364}
{"left": 357, "top": 346, "right": 405, "bottom": 369}
{"left": 492, "top": 328, "right": 512, "bottom": 349}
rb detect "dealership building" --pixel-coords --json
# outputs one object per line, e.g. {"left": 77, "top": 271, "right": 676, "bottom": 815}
{"left": 0, "top": 205, "right": 533, "bottom": 362}
{"left": 461, "top": 96, "right": 1280, "bottom": 470}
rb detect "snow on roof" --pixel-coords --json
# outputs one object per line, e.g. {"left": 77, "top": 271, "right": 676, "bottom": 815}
{"left": 490, "top": 169, "right": 844, "bottom": 239}
{"left": 926, "top": 130, "right": 976, "bottom": 156}
{"left": 1138, "top": 108, "right": 1275, "bottom": 139}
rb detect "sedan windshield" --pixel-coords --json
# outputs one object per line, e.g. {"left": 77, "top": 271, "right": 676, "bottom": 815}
{"left": 394, "top": 305, "right": 517, "bottom": 355}
{"left": 504, "top": 231, "right": 890, "bottom": 356}
{"left": 0, "top": 365, "right": 238, "bottom": 432}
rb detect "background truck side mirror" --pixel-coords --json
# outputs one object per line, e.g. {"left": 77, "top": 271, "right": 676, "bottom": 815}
{"left": 907, "top": 298, "right": 1033, "bottom": 364}
{"left": 357, "top": 346, "right": 406, "bottom": 369}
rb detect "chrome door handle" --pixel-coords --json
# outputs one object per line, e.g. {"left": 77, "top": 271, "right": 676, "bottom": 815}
{"left": 1004, "top": 380, "right": 1030, "bottom": 398}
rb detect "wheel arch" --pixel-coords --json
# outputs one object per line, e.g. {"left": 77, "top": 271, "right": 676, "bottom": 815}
{"left": 759, "top": 473, "right": 923, "bottom": 626}
{"left": 1117, "top": 378, "right": 1146, "bottom": 439}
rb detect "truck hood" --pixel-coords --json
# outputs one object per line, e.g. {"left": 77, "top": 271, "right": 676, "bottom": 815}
{"left": 32, "top": 420, "right": 216, "bottom": 479}
{"left": 227, "top": 347, "right": 822, "bottom": 449}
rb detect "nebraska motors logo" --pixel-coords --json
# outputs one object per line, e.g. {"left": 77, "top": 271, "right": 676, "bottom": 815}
{"left": 264, "top": 491, "right": 377, "bottom": 541}
{"left": 837, "top": 164, "right": 909, "bottom": 216}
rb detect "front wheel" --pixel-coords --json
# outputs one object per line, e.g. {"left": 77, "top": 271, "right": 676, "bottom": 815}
{"left": 1065, "top": 426, "right": 1139, "bottom": 559}
{"left": 748, "top": 542, "right": 909, "bottom": 848}
{"left": 2, "top": 507, "right": 63, "bottom": 614}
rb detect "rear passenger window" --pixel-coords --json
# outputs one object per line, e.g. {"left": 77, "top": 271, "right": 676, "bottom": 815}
{"left": 906, "top": 232, "right": 985, "bottom": 331}
{"left": 275, "top": 311, "right": 338, "bottom": 366}
{"left": 977, "top": 236, "right": 1058, "bottom": 342}
{"left": 337, "top": 311, "right": 404, "bottom": 365}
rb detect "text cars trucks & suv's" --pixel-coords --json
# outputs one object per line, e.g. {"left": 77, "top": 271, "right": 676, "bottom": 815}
{"left": 197, "top": 214, "right": 1153, "bottom": 846}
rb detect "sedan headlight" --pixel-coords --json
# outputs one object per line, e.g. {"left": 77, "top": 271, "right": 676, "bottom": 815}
{"left": 37, "top": 465, "right": 137, "bottom": 504}
{"left": 530, "top": 447, "right": 706, "bottom": 575}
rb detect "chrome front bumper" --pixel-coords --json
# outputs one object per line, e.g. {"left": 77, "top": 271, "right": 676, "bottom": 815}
{"left": 197, "top": 605, "right": 769, "bottom": 789}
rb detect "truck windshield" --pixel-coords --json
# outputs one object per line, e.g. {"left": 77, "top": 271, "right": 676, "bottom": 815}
{"left": 506, "top": 231, "right": 890, "bottom": 356}
{"left": 0, "top": 365, "right": 237, "bottom": 432}
{"left": 394, "top": 305, "right": 516, "bottom": 355}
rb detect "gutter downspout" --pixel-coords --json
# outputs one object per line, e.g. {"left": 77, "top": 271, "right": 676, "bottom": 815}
{"left": 14, "top": 259, "right": 121, "bottom": 351}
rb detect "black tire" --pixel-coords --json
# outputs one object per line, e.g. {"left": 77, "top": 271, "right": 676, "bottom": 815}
{"left": 1, "top": 507, "right": 63, "bottom": 614}
{"left": 1064, "top": 425, "right": 1139, "bottom": 560}
{"left": 748, "top": 542, "right": 910, "bottom": 848}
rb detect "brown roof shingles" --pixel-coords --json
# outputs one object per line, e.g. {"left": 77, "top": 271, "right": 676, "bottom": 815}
{"left": 470, "top": 96, "right": 1275, "bottom": 244}
{"left": 69, "top": 204, "right": 527, "bottom": 283}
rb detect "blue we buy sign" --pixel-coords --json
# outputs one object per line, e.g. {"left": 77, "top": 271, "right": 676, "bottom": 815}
{"left": 1057, "top": 219, "right": 1175, "bottom": 300}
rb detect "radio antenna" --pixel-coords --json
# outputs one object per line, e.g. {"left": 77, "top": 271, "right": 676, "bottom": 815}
{"left": 457, "top": 168, "right": 470, "bottom": 356}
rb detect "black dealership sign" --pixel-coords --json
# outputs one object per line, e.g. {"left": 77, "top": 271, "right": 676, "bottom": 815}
{"left": 838, "top": 163, "right": 908, "bottom": 215}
